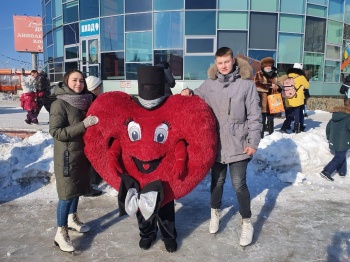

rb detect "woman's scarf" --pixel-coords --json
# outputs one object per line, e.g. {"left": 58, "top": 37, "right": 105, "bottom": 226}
{"left": 57, "top": 94, "right": 93, "bottom": 111}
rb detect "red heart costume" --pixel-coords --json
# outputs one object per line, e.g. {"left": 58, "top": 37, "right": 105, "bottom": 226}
{"left": 84, "top": 91, "right": 217, "bottom": 205}
{"left": 84, "top": 67, "right": 217, "bottom": 252}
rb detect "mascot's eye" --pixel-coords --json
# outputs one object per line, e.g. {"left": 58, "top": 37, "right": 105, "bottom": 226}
{"left": 128, "top": 121, "right": 141, "bottom": 141}
{"left": 154, "top": 123, "right": 168, "bottom": 143}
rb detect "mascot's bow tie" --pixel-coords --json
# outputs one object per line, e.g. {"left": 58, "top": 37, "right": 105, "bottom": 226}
{"left": 125, "top": 188, "right": 158, "bottom": 220}
{"left": 118, "top": 174, "right": 164, "bottom": 220}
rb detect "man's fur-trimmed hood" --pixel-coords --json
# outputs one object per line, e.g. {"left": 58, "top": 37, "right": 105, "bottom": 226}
{"left": 207, "top": 57, "right": 252, "bottom": 80}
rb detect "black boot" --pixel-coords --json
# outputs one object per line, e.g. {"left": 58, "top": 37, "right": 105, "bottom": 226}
{"left": 263, "top": 123, "right": 268, "bottom": 132}
{"left": 267, "top": 120, "right": 274, "bottom": 135}
{"left": 139, "top": 236, "right": 156, "bottom": 250}
{"left": 280, "top": 120, "right": 291, "bottom": 133}
{"left": 163, "top": 239, "right": 178, "bottom": 253}
{"left": 294, "top": 122, "right": 301, "bottom": 134}
{"left": 261, "top": 131, "right": 264, "bottom": 139}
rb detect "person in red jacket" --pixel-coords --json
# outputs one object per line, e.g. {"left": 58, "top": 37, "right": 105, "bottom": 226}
{"left": 20, "top": 70, "right": 40, "bottom": 124}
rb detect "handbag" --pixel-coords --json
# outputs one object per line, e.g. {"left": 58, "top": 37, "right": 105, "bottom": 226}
{"left": 267, "top": 90, "right": 285, "bottom": 114}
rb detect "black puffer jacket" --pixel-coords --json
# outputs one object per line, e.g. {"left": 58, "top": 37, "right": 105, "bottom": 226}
{"left": 49, "top": 82, "right": 91, "bottom": 200}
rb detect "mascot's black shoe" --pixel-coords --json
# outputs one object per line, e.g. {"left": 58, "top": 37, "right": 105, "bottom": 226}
{"left": 163, "top": 239, "right": 177, "bottom": 253}
{"left": 139, "top": 236, "right": 156, "bottom": 250}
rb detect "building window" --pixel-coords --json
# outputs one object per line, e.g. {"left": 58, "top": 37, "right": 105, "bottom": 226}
{"left": 217, "top": 31, "right": 247, "bottom": 57}
{"left": 63, "top": 23, "right": 79, "bottom": 45}
{"left": 326, "top": 45, "right": 341, "bottom": 60}
{"left": 45, "top": 1, "right": 53, "bottom": 33}
{"left": 218, "top": 11, "right": 248, "bottom": 30}
{"left": 249, "top": 13, "right": 277, "bottom": 49}
{"left": 154, "top": 12, "right": 184, "bottom": 49}
{"left": 278, "top": 33, "right": 303, "bottom": 63}
{"left": 125, "top": 0, "right": 151, "bottom": 13}
{"left": 304, "top": 52, "right": 324, "bottom": 81}
{"left": 307, "top": 4, "right": 327, "bottom": 18}
{"left": 125, "top": 32, "right": 152, "bottom": 62}
{"left": 184, "top": 56, "right": 213, "bottom": 80}
{"left": 185, "top": 0, "right": 216, "bottom": 9}
{"left": 279, "top": 14, "right": 304, "bottom": 34}
{"left": 280, "top": 0, "right": 305, "bottom": 14}
{"left": 65, "top": 61, "right": 78, "bottom": 72}
{"left": 154, "top": 50, "right": 184, "bottom": 80}
{"left": 63, "top": 0, "right": 78, "bottom": 24}
{"left": 308, "top": 0, "right": 327, "bottom": 5}
{"left": 324, "top": 60, "right": 340, "bottom": 82}
{"left": 54, "top": 27, "right": 64, "bottom": 58}
{"left": 53, "top": 0, "right": 63, "bottom": 17}
{"left": 345, "top": 0, "right": 350, "bottom": 24}
{"left": 125, "top": 13, "right": 152, "bottom": 32}
{"left": 328, "top": 0, "right": 344, "bottom": 22}
{"left": 249, "top": 50, "right": 276, "bottom": 61}
{"left": 186, "top": 39, "right": 214, "bottom": 53}
{"left": 327, "top": 20, "right": 343, "bottom": 45}
{"left": 305, "top": 17, "right": 326, "bottom": 53}
{"left": 250, "top": 0, "right": 278, "bottom": 12}
{"left": 185, "top": 11, "right": 216, "bottom": 35}
{"left": 100, "top": 16, "right": 124, "bottom": 52}
{"left": 65, "top": 46, "right": 79, "bottom": 59}
{"left": 101, "top": 0, "right": 124, "bottom": 16}
{"left": 154, "top": 0, "right": 183, "bottom": 10}
{"left": 218, "top": 0, "right": 248, "bottom": 10}
{"left": 79, "top": 0, "right": 99, "bottom": 20}
{"left": 101, "top": 52, "right": 125, "bottom": 80}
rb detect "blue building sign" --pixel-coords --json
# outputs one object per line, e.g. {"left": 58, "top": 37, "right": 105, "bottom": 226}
{"left": 80, "top": 19, "right": 100, "bottom": 37}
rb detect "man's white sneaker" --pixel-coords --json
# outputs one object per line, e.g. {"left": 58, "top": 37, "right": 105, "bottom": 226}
{"left": 240, "top": 218, "right": 254, "bottom": 247}
{"left": 209, "top": 208, "right": 221, "bottom": 234}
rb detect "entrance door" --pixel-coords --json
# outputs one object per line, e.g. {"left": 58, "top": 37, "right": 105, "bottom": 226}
{"left": 81, "top": 38, "right": 99, "bottom": 77}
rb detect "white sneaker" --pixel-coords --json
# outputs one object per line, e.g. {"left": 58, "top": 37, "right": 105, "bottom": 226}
{"left": 209, "top": 208, "right": 221, "bottom": 234}
{"left": 240, "top": 218, "right": 254, "bottom": 247}
{"left": 54, "top": 226, "right": 75, "bottom": 252}
{"left": 68, "top": 213, "right": 90, "bottom": 233}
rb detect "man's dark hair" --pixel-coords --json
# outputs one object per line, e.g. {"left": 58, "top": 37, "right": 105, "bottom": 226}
{"left": 215, "top": 47, "right": 234, "bottom": 58}
{"left": 31, "top": 70, "right": 38, "bottom": 74}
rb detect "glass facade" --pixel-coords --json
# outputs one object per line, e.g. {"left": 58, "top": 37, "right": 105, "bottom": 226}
{"left": 41, "top": 0, "right": 350, "bottom": 94}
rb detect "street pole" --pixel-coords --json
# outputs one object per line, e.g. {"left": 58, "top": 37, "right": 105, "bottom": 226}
{"left": 31, "top": 53, "right": 38, "bottom": 70}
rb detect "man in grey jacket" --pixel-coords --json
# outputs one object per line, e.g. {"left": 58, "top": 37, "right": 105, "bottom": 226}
{"left": 181, "top": 47, "right": 262, "bottom": 247}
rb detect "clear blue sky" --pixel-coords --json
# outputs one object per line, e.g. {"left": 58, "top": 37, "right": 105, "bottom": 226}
{"left": 0, "top": 0, "right": 42, "bottom": 70}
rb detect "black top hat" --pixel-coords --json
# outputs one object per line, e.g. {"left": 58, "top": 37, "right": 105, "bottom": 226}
{"left": 137, "top": 66, "right": 165, "bottom": 100}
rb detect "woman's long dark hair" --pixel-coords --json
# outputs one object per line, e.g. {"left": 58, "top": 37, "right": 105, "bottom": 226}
{"left": 63, "top": 69, "right": 88, "bottom": 94}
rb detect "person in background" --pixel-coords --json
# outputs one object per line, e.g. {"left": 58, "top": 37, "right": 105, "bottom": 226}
{"left": 49, "top": 69, "right": 99, "bottom": 253}
{"left": 34, "top": 70, "right": 52, "bottom": 120}
{"left": 279, "top": 63, "right": 309, "bottom": 134}
{"left": 20, "top": 70, "right": 39, "bottom": 125}
{"left": 86, "top": 75, "right": 103, "bottom": 100}
{"left": 303, "top": 69, "right": 311, "bottom": 118}
{"left": 181, "top": 47, "right": 261, "bottom": 247}
{"left": 320, "top": 99, "right": 350, "bottom": 181}
{"left": 254, "top": 57, "right": 281, "bottom": 138}
{"left": 84, "top": 75, "right": 103, "bottom": 197}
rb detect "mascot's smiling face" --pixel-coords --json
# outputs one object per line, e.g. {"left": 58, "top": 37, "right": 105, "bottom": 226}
{"left": 127, "top": 119, "right": 169, "bottom": 174}
{"left": 84, "top": 91, "right": 217, "bottom": 205}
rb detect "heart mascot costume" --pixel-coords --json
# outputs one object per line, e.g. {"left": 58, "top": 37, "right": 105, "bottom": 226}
{"left": 84, "top": 66, "right": 217, "bottom": 252}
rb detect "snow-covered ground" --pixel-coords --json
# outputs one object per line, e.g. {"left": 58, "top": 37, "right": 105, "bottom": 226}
{"left": 0, "top": 94, "right": 349, "bottom": 262}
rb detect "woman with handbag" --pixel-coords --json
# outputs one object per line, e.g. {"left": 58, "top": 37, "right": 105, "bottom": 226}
{"left": 254, "top": 57, "right": 281, "bottom": 138}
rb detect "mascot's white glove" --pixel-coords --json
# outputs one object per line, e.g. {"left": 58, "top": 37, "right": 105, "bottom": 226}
{"left": 83, "top": 115, "right": 99, "bottom": 128}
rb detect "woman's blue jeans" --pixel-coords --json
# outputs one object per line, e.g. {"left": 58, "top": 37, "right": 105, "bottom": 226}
{"left": 210, "top": 159, "right": 251, "bottom": 218}
{"left": 323, "top": 151, "right": 347, "bottom": 175}
{"left": 57, "top": 197, "right": 79, "bottom": 227}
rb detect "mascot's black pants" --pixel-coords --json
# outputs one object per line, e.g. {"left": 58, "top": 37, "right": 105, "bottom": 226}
{"left": 137, "top": 200, "right": 177, "bottom": 241}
